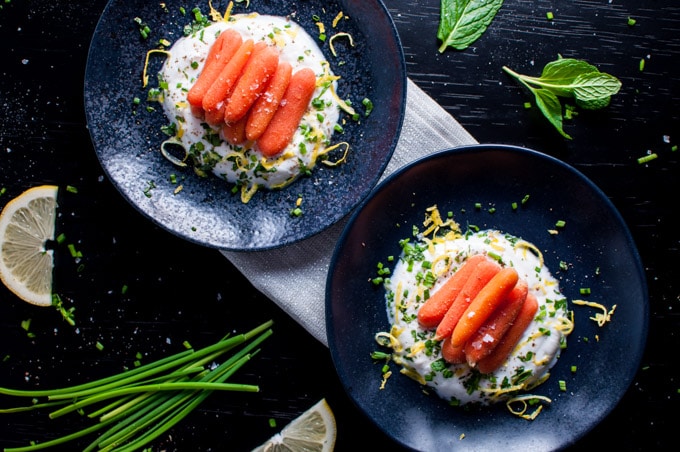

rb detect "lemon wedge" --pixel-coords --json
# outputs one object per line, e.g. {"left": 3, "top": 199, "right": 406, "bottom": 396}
{"left": 0, "top": 185, "right": 58, "bottom": 306}
{"left": 252, "top": 398, "right": 337, "bottom": 452}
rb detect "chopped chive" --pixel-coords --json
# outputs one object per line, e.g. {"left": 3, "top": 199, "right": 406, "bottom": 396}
{"left": 546, "top": 11, "right": 554, "bottom": 20}
{"left": 639, "top": 58, "right": 645, "bottom": 71}
{"left": 637, "top": 153, "right": 657, "bottom": 164}
{"left": 96, "top": 342, "right": 105, "bottom": 351}
{"left": 579, "top": 287, "right": 591, "bottom": 295}
{"left": 66, "top": 185, "right": 78, "bottom": 194}
{"left": 555, "top": 220, "right": 566, "bottom": 228}
{"left": 558, "top": 380, "right": 567, "bottom": 391}
{"left": 627, "top": 17, "right": 636, "bottom": 26}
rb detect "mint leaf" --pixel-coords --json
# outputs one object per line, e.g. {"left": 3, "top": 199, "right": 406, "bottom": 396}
{"left": 503, "top": 57, "right": 622, "bottom": 139}
{"left": 438, "top": 0, "right": 504, "bottom": 52}
{"left": 532, "top": 89, "right": 572, "bottom": 139}
{"left": 571, "top": 72, "right": 622, "bottom": 102}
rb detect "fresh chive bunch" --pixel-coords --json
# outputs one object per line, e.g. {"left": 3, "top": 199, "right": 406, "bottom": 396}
{"left": 0, "top": 320, "right": 273, "bottom": 451}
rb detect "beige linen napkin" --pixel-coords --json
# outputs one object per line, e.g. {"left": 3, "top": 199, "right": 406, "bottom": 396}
{"left": 221, "top": 78, "right": 477, "bottom": 346}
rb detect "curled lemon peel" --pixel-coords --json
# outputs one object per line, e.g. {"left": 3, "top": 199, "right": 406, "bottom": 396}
{"left": 329, "top": 32, "right": 354, "bottom": 57}
{"left": 375, "top": 331, "right": 402, "bottom": 353}
{"left": 572, "top": 300, "right": 616, "bottom": 327}
{"left": 514, "top": 240, "right": 544, "bottom": 267}
{"left": 506, "top": 394, "right": 552, "bottom": 420}
{"left": 320, "top": 142, "right": 350, "bottom": 167}
{"left": 160, "top": 137, "right": 189, "bottom": 167}
{"left": 142, "top": 49, "right": 171, "bottom": 87}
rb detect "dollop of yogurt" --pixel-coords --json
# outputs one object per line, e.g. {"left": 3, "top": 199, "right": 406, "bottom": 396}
{"left": 382, "top": 227, "right": 571, "bottom": 406}
{"left": 159, "top": 14, "right": 340, "bottom": 198}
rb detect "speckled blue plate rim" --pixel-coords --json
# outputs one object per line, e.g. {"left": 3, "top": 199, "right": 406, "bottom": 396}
{"left": 84, "top": 0, "right": 406, "bottom": 251}
{"left": 326, "top": 144, "right": 649, "bottom": 452}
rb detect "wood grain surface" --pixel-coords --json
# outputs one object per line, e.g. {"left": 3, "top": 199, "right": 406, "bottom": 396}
{"left": 1, "top": 0, "right": 677, "bottom": 450}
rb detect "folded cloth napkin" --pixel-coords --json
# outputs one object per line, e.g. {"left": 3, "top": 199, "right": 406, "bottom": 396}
{"left": 221, "top": 78, "right": 477, "bottom": 346}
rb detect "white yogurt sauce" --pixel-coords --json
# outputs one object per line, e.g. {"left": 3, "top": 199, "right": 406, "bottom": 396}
{"left": 382, "top": 226, "right": 571, "bottom": 406}
{"left": 159, "top": 14, "right": 340, "bottom": 198}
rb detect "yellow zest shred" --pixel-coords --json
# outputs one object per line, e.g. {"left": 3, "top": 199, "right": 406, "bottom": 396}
{"left": 142, "top": 49, "right": 171, "bottom": 87}
{"left": 572, "top": 300, "right": 616, "bottom": 327}
{"left": 506, "top": 394, "right": 552, "bottom": 420}
{"left": 240, "top": 183, "right": 259, "bottom": 204}
{"left": 332, "top": 11, "right": 344, "bottom": 27}
{"left": 319, "top": 142, "right": 350, "bottom": 167}
{"left": 375, "top": 331, "right": 402, "bottom": 353}
{"left": 329, "top": 83, "right": 355, "bottom": 116}
{"left": 329, "top": 32, "right": 354, "bottom": 57}
{"left": 400, "top": 366, "right": 427, "bottom": 385}
{"left": 555, "top": 315, "right": 575, "bottom": 335}
{"left": 173, "top": 185, "right": 183, "bottom": 195}
{"left": 514, "top": 240, "right": 544, "bottom": 268}
{"left": 379, "top": 370, "right": 392, "bottom": 390}
{"left": 315, "top": 21, "right": 325, "bottom": 34}
{"left": 393, "top": 280, "right": 404, "bottom": 324}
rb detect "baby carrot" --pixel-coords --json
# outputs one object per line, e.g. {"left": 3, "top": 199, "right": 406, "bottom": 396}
{"left": 222, "top": 115, "right": 248, "bottom": 145}
{"left": 187, "top": 29, "right": 243, "bottom": 109}
{"left": 223, "top": 42, "right": 280, "bottom": 124}
{"left": 450, "top": 267, "right": 519, "bottom": 348}
{"left": 417, "top": 254, "right": 487, "bottom": 329}
{"left": 256, "top": 67, "right": 317, "bottom": 157}
{"left": 202, "top": 39, "right": 255, "bottom": 125}
{"left": 464, "top": 278, "right": 528, "bottom": 367}
{"left": 476, "top": 292, "right": 539, "bottom": 374}
{"left": 434, "top": 258, "right": 501, "bottom": 340}
{"left": 441, "top": 337, "right": 466, "bottom": 364}
{"left": 245, "top": 61, "right": 292, "bottom": 141}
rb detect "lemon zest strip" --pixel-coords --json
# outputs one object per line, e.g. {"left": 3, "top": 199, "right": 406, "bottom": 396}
{"left": 572, "top": 299, "right": 616, "bottom": 327}
{"left": 142, "top": 49, "right": 171, "bottom": 87}
{"left": 329, "top": 32, "right": 354, "bottom": 57}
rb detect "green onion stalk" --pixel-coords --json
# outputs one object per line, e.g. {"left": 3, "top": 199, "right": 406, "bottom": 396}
{"left": 0, "top": 320, "right": 274, "bottom": 451}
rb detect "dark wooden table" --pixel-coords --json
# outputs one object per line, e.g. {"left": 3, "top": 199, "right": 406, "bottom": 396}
{"left": 1, "top": 1, "right": 677, "bottom": 450}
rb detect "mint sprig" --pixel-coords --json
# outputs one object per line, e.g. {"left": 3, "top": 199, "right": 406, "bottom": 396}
{"left": 503, "top": 57, "right": 622, "bottom": 139}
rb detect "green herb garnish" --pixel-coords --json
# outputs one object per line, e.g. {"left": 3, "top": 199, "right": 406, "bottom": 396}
{"left": 0, "top": 321, "right": 273, "bottom": 451}
{"left": 437, "top": 0, "right": 503, "bottom": 52}
{"left": 503, "top": 57, "right": 622, "bottom": 139}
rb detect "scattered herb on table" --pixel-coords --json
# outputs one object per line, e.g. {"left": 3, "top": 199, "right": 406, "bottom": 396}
{"left": 437, "top": 0, "right": 504, "bottom": 52}
{"left": 0, "top": 320, "right": 273, "bottom": 451}
{"left": 503, "top": 57, "right": 622, "bottom": 139}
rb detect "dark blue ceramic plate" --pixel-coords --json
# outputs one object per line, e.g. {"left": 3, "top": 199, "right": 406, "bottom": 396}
{"left": 326, "top": 145, "right": 648, "bottom": 451}
{"left": 84, "top": 0, "right": 405, "bottom": 251}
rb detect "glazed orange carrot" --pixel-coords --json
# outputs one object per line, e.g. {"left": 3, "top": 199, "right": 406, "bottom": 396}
{"left": 187, "top": 29, "right": 243, "bottom": 109}
{"left": 202, "top": 39, "right": 255, "bottom": 125}
{"left": 464, "top": 278, "right": 528, "bottom": 367}
{"left": 417, "top": 254, "right": 487, "bottom": 329}
{"left": 434, "top": 258, "right": 501, "bottom": 340}
{"left": 222, "top": 115, "right": 248, "bottom": 145}
{"left": 476, "top": 292, "right": 539, "bottom": 374}
{"left": 450, "top": 267, "right": 519, "bottom": 348}
{"left": 256, "top": 67, "right": 317, "bottom": 157}
{"left": 245, "top": 61, "right": 292, "bottom": 141}
{"left": 223, "top": 42, "right": 280, "bottom": 124}
{"left": 441, "top": 337, "right": 466, "bottom": 364}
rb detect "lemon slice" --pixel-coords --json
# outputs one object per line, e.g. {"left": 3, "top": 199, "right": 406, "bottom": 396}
{"left": 252, "top": 398, "right": 337, "bottom": 452}
{"left": 0, "top": 185, "right": 58, "bottom": 306}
